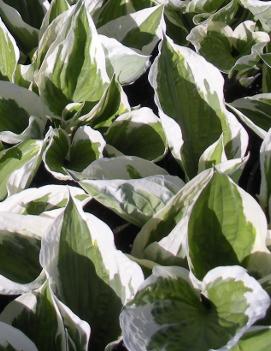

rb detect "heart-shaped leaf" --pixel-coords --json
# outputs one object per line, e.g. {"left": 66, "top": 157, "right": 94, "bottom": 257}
{"left": 120, "top": 265, "right": 270, "bottom": 351}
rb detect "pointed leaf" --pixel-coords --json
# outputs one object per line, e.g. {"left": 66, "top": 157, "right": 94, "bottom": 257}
{"left": 55, "top": 296, "right": 90, "bottom": 351}
{"left": 36, "top": 3, "right": 109, "bottom": 115}
{"left": 40, "top": 0, "right": 70, "bottom": 37}
{"left": 188, "top": 171, "right": 269, "bottom": 279}
{"left": 132, "top": 168, "right": 214, "bottom": 261}
{"left": 71, "top": 75, "right": 129, "bottom": 130}
{"left": 69, "top": 126, "right": 105, "bottom": 172}
{"left": 98, "top": 5, "right": 165, "bottom": 55}
{"left": 135, "top": 158, "right": 247, "bottom": 266}
{"left": 198, "top": 134, "right": 227, "bottom": 172}
{"left": 149, "top": 35, "right": 231, "bottom": 178}
{"left": 40, "top": 196, "right": 144, "bottom": 350}
{"left": 0, "top": 283, "right": 66, "bottom": 351}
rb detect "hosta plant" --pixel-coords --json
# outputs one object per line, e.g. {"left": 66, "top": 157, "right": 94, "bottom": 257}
{"left": 0, "top": 0, "right": 271, "bottom": 350}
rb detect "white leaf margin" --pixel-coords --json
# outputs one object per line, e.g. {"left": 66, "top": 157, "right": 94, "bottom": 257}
{"left": 202, "top": 266, "right": 271, "bottom": 351}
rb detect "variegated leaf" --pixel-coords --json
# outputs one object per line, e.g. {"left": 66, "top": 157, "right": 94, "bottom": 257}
{"left": 75, "top": 155, "right": 169, "bottom": 180}
{"left": 0, "top": 139, "right": 43, "bottom": 200}
{"left": 187, "top": 20, "right": 269, "bottom": 74}
{"left": 40, "top": 0, "right": 70, "bottom": 37}
{"left": 0, "top": 282, "right": 90, "bottom": 351}
{"left": 149, "top": 35, "right": 247, "bottom": 179}
{"left": 230, "top": 94, "right": 271, "bottom": 139}
{"left": 36, "top": 2, "right": 109, "bottom": 115}
{"left": 100, "top": 35, "right": 150, "bottom": 85}
{"left": 0, "top": 184, "right": 88, "bottom": 216}
{"left": 132, "top": 168, "right": 214, "bottom": 263}
{"left": 0, "top": 212, "right": 52, "bottom": 284}
{"left": 187, "top": 171, "right": 271, "bottom": 279}
{"left": 94, "top": 0, "right": 155, "bottom": 28}
{"left": 0, "top": 17, "right": 19, "bottom": 81}
{"left": 0, "top": 81, "right": 51, "bottom": 143}
{"left": 120, "top": 265, "right": 270, "bottom": 351}
{"left": 0, "top": 321, "right": 38, "bottom": 350}
{"left": 98, "top": 5, "right": 165, "bottom": 55}
{"left": 240, "top": 0, "right": 271, "bottom": 32}
{"left": 68, "top": 75, "right": 129, "bottom": 130}
{"left": 79, "top": 174, "right": 184, "bottom": 227}
{"left": 105, "top": 107, "right": 167, "bottom": 161}
{"left": 0, "top": 0, "right": 47, "bottom": 52}
{"left": 40, "top": 195, "right": 144, "bottom": 350}
{"left": 43, "top": 127, "right": 105, "bottom": 180}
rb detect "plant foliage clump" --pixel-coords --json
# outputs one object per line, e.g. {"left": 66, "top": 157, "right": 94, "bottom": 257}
{"left": 0, "top": 0, "right": 271, "bottom": 350}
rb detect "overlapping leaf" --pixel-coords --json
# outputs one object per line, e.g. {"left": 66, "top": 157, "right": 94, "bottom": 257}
{"left": 40, "top": 0, "right": 70, "bottom": 36}
{"left": 0, "top": 1, "right": 269, "bottom": 350}
{"left": 94, "top": 0, "right": 155, "bottom": 28}
{"left": 98, "top": 5, "right": 165, "bottom": 55}
{"left": 43, "top": 126, "right": 105, "bottom": 180}
{"left": 0, "top": 212, "right": 51, "bottom": 285}
{"left": 0, "top": 0, "right": 48, "bottom": 52}
{"left": 0, "top": 282, "right": 90, "bottom": 351}
{"left": 149, "top": 35, "right": 248, "bottom": 179}
{"left": 120, "top": 265, "right": 270, "bottom": 351}
{"left": 0, "top": 184, "right": 88, "bottom": 215}
{"left": 100, "top": 35, "right": 150, "bottom": 85}
{"left": 0, "top": 17, "right": 19, "bottom": 81}
{"left": 0, "top": 81, "right": 51, "bottom": 143}
{"left": 0, "top": 139, "right": 44, "bottom": 200}
{"left": 231, "top": 94, "right": 271, "bottom": 138}
{"left": 36, "top": 2, "right": 110, "bottom": 115}
{"left": 240, "top": 0, "right": 271, "bottom": 32}
{"left": 187, "top": 171, "right": 271, "bottom": 279}
{"left": 80, "top": 174, "right": 184, "bottom": 227}
{"left": 74, "top": 155, "right": 169, "bottom": 180}
{"left": 187, "top": 20, "right": 269, "bottom": 74}
{"left": 105, "top": 107, "right": 167, "bottom": 161}
{"left": 40, "top": 195, "right": 144, "bottom": 350}
{"left": 0, "top": 321, "right": 38, "bottom": 350}
{"left": 132, "top": 168, "right": 214, "bottom": 264}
